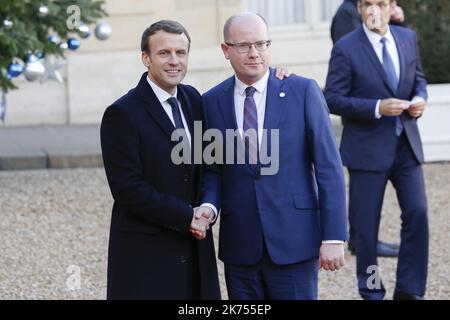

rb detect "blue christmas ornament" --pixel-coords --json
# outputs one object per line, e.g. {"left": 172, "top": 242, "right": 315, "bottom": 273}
{"left": 35, "top": 51, "right": 45, "bottom": 59}
{"left": 24, "top": 53, "right": 39, "bottom": 63}
{"left": 7, "top": 62, "right": 23, "bottom": 78}
{"left": 47, "top": 34, "right": 59, "bottom": 44}
{"left": 67, "top": 38, "right": 80, "bottom": 51}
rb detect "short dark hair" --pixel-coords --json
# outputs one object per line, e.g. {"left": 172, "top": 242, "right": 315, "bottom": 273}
{"left": 357, "top": 0, "right": 394, "bottom": 3}
{"left": 223, "top": 12, "right": 268, "bottom": 42}
{"left": 141, "top": 20, "right": 191, "bottom": 53}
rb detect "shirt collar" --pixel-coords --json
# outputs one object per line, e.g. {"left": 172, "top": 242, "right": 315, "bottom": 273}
{"left": 235, "top": 69, "right": 270, "bottom": 96}
{"left": 146, "top": 75, "right": 177, "bottom": 103}
{"left": 362, "top": 23, "right": 395, "bottom": 47}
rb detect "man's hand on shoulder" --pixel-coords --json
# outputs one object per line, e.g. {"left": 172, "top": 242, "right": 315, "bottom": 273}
{"left": 275, "top": 67, "right": 293, "bottom": 80}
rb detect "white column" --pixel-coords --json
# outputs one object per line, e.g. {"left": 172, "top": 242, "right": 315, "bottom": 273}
{"left": 321, "top": 0, "right": 343, "bottom": 22}
{"left": 304, "top": 0, "right": 321, "bottom": 28}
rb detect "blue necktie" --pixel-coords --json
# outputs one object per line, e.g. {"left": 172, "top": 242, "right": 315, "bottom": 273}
{"left": 167, "top": 97, "right": 185, "bottom": 129}
{"left": 381, "top": 37, "right": 403, "bottom": 136}
{"left": 243, "top": 86, "right": 259, "bottom": 165}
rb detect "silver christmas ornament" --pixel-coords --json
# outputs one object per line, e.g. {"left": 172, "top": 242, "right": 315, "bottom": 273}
{"left": 78, "top": 23, "right": 91, "bottom": 39}
{"left": 24, "top": 59, "right": 46, "bottom": 82}
{"left": 94, "top": 21, "right": 112, "bottom": 40}
{"left": 38, "top": 4, "right": 49, "bottom": 18}
{"left": 59, "top": 42, "right": 68, "bottom": 50}
{"left": 3, "top": 18, "right": 13, "bottom": 30}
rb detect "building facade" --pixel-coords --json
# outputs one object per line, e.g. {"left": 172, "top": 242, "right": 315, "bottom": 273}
{"left": 4, "top": 0, "right": 448, "bottom": 161}
{"left": 5, "top": 0, "right": 341, "bottom": 125}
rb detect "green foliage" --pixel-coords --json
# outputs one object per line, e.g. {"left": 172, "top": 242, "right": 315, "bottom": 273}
{"left": 401, "top": 0, "right": 450, "bottom": 84}
{"left": 0, "top": 0, "right": 107, "bottom": 91}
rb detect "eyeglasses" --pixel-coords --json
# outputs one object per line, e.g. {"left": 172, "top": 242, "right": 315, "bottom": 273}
{"left": 225, "top": 40, "right": 272, "bottom": 53}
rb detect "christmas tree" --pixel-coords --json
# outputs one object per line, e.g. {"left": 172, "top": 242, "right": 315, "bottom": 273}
{"left": 0, "top": 0, "right": 108, "bottom": 92}
{"left": 402, "top": 0, "right": 450, "bottom": 84}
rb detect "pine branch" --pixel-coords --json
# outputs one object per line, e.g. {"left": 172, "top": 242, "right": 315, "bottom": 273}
{"left": 0, "top": 0, "right": 107, "bottom": 92}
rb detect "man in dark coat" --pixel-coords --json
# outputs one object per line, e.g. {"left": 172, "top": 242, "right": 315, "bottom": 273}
{"left": 100, "top": 20, "right": 221, "bottom": 300}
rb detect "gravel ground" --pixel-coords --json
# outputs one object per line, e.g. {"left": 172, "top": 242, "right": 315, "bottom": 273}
{"left": 0, "top": 164, "right": 448, "bottom": 300}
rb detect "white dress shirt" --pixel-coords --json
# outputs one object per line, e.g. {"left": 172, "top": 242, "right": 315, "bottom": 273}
{"left": 363, "top": 23, "right": 400, "bottom": 80}
{"left": 146, "top": 76, "right": 191, "bottom": 146}
{"left": 362, "top": 24, "right": 425, "bottom": 118}
{"left": 363, "top": 24, "right": 400, "bottom": 119}
{"left": 202, "top": 71, "right": 342, "bottom": 243}
{"left": 234, "top": 70, "right": 270, "bottom": 147}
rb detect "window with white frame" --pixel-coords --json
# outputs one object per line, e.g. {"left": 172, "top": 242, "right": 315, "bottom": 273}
{"left": 321, "top": 0, "right": 343, "bottom": 22}
{"left": 245, "top": 0, "right": 306, "bottom": 26}
{"left": 245, "top": 0, "right": 343, "bottom": 27}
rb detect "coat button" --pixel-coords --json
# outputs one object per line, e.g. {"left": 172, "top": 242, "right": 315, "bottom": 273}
{"left": 179, "top": 256, "right": 188, "bottom": 263}
{"left": 183, "top": 174, "right": 189, "bottom": 182}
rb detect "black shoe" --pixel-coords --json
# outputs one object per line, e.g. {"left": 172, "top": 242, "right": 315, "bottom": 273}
{"left": 378, "top": 240, "right": 400, "bottom": 250}
{"left": 348, "top": 240, "right": 399, "bottom": 257}
{"left": 376, "top": 241, "right": 399, "bottom": 257}
{"left": 393, "top": 291, "right": 425, "bottom": 300}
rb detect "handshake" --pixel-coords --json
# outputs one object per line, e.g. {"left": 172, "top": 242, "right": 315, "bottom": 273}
{"left": 190, "top": 206, "right": 215, "bottom": 240}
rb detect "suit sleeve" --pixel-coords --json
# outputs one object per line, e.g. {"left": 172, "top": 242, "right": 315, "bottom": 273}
{"left": 331, "top": 9, "right": 361, "bottom": 44}
{"left": 412, "top": 31, "right": 428, "bottom": 101}
{"left": 100, "top": 104, "right": 193, "bottom": 233}
{"left": 324, "top": 45, "right": 379, "bottom": 120}
{"left": 304, "top": 80, "right": 348, "bottom": 241}
{"left": 199, "top": 95, "right": 222, "bottom": 215}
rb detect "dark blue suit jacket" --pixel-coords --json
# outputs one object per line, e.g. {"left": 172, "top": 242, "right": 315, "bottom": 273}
{"left": 330, "top": 0, "right": 407, "bottom": 44}
{"left": 201, "top": 69, "right": 347, "bottom": 266}
{"left": 101, "top": 73, "right": 220, "bottom": 299}
{"left": 324, "top": 26, "right": 427, "bottom": 171}
{"left": 331, "top": 0, "right": 360, "bottom": 44}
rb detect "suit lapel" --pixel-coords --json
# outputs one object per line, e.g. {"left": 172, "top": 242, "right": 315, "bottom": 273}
{"left": 137, "top": 73, "right": 175, "bottom": 139}
{"left": 258, "top": 69, "right": 285, "bottom": 174}
{"left": 359, "top": 29, "right": 396, "bottom": 95}
{"left": 263, "top": 69, "right": 284, "bottom": 132}
{"left": 137, "top": 73, "right": 193, "bottom": 172}
{"left": 218, "top": 77, "right": 239, "bottom": 131}
{"left": 177, "top": 85, "right": 195, "bottom": 136}
{"left": 391, "top": 27, "right": 406, "bottom": 95}
{"left": 177, "top": 85, "right": 196, "bottom": 173}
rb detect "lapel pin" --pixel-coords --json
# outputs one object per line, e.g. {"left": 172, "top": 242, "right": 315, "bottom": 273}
{"left": 279, "top": 92, "right": 286, "bottom": 98}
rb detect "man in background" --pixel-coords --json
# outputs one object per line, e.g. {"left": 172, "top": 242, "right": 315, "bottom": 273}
{"left": 325, "top": 0, "right": 429, "bottom": 300}
{"left": 331, "top": 0, "right": 406, "bottom": 44}
{"left": 330, "top": 0, "right": 407, "bottom": 257}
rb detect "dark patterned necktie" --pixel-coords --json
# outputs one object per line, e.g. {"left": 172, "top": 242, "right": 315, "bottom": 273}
{"left": 243, "top": 86, "right": 259, "bottom": 165}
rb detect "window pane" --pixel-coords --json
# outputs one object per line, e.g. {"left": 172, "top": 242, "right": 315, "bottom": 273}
{"left": 245, "top": 0, "right": 306, "bottom": 26}
{"left": 322, "top": 0, "right": 344, "bottom": 22}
